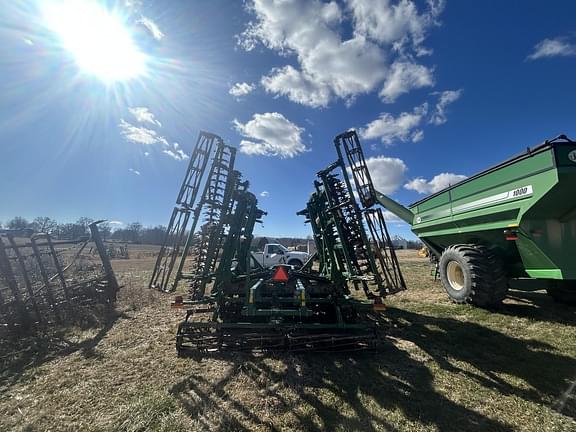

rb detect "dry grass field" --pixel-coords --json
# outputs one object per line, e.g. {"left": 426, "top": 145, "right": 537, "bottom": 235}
{"left": 1, "top": 248, "right": 575, "bottom": 431}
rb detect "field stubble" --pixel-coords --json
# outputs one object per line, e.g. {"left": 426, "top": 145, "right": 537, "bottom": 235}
{"left": 0, "top": 248, "right": 575, "bottom": 431}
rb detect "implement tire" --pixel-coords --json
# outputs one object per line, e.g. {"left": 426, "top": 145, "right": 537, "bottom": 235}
{"left": 287, "top": 259, "right": 303, "bottom": 269}
{"left": 439, "top": 244, "right": 508, "bottom": 308}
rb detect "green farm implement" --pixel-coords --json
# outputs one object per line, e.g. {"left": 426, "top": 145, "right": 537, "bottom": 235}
{"left": 344, "top": 131, "right": 576, "bottom": 306}
{"left": 151, "top": 131, "right": 405, "bottom": 353}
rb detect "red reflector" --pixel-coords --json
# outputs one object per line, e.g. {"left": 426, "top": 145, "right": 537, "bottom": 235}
{"left": 373, "top": 303, "right": 386, "bottom": 312}
{"left": 272, "top": 266, "right": 289, "bottom": 282}
{"left": 504, "top": 229, "right": 519, "bottom": 241}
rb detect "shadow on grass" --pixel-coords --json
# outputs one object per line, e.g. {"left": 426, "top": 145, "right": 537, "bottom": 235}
{"left": 502, "top": 289, "right": 576, "bottom": 325}
{"left": 386, "top": 308, "right": 576, "bottom": 421}
{"left": 169, "top": 309, "right": 576, "bottom": 431}
{"left": 0, "top": 305, "right": 127, "bottom": 393}
{"left": 167, "top": 307, "right": 576, "bottom": 431}
{"left": 170, "top": 349, "right": 511, "bottom": 431}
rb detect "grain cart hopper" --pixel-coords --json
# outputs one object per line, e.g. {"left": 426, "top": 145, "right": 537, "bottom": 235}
{"left": 151, "top": 131, "right": 406, "bottom": 353}
{"left": 340, "top": 130, "right": 576, "bottom": 306}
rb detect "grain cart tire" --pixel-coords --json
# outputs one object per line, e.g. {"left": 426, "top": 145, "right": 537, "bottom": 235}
{"left": 546, "top": 282, "right": 576, "bottom": 305}
{"left": 439, "top": 244, "right": 508, "bottom": 307}
{"left": 287, "top": 259, "right": 303, "bottom": 269}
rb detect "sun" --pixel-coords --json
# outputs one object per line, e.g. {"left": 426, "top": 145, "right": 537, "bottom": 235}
{"left": 41, "top": 0, "right": 145, "bottom": 82}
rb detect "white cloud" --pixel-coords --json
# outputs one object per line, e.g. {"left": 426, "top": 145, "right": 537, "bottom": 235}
{"left": 108, "top": 220, "right": 124, "bottom": 226}
{"left": 429, "top": 89, "right": 462, "bottom": 125}
{"left": 360, "top": 103, "right": 428, "bottom": 145}
{"left": 229, "top": 82, "right": 256, "bottom": 98}
{"left": 119, "top": 111, "right": 189, "bottom": 162}
{"left": 240, "top": 1, "right": 387, "bottom": 107}
{"left": 234, "top": 112, "right": 307, "bottom": 158}
{"left": 360, "top": 156, "right": 407, "bottom": 194}
{"left": 163, "top": 146, "right": 189, "bottom": 161}
{"left": 239, "top": 0, "right": 445, "bottom": 107}
{"left": 404, "top": 172, "right": 467, "bottom": 194}
{"left": 382, "top": 210, "right": 404, "bottom": 223}
{"left": 128, "top": 168, "right": 141, "bottom": 175}
{"left": 260, "top": 191, "right": 270, "bottom": 197}
{"left": 379, "top": 61, "right": 434, "bottom": 103}
{"left": 129, "top": 107, "right": 162, "bottom": 127}
{"left": 23, "top": 38, "right": 34, "bottom": 46}
{"left": 361, "top": 90, "right": 460, "bottom": 145}
{"left": 239, "top": 0, "right": 343, "bottom": 52}
{"left": 527, "top": 37, "right": 576, "bottom": 60}
{"left": 125, "top": 0, "right": 164, "bottom": 42}
{"left": 411, "top": 129, "right": 424, "bottom": 142}
{"left": 261, "top": 66, "right": 332, "bottom": 108}
{"left": 348, "top": 0, "right": 445, "bottom": 55}
{"left": 119, "top": 119, "right": 160, "bottom": 145}
{"left": 138, "top": 16, "right": 164, "bottom": 40}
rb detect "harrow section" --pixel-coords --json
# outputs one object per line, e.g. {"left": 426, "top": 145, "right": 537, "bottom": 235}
{"left": 149, "top": 132, "right": 219, "bottom": 292}
{"left": 334, "top": 130, "right": 407, "bottom": 296}
{"left": 176, "top": 323, "right": 383, "bottom": 352}
{"left": 178, "top": 144, "right": 237, "bottom": 299}
{"left": 154, "top": 130, "right": 405, "bottom": 354}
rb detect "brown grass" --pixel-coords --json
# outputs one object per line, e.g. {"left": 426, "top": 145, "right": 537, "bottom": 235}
{"left": 0, "top": 248, "right": 575, "bottom": 431}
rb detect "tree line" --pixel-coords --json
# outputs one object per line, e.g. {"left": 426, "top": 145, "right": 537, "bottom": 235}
{"left": 1, "top": 216, "right": 421, "bottom": 249}
{"left": 0, "top": 216, "right": 167, "bottom": 245}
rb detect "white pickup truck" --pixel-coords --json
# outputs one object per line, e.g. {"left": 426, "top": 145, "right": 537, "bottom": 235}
{"left": 251, "top": 243, "right": 309, "bottom": 268}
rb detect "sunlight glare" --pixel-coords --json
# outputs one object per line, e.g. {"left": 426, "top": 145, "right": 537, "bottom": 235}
{"left": 41, "top": 0, "right": 145, "bottom": 81}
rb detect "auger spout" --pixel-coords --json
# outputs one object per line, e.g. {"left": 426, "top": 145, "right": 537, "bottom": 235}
{"left": 374, "top": 191, "right": 414, "bottom": 225}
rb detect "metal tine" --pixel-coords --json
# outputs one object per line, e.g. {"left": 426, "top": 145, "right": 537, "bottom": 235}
{"left": 30, "top": 236, "right": 61, "bottom": 323}
{"left": 0, "top": 235, "right": 30, "bottom": 325}
{"left": 6, "top": 234, "right": 42, "bottom": 323}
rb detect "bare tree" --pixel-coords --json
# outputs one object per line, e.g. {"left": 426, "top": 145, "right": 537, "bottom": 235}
{"left": 31, "top": 216, "right": 58, "bottom": 233}
{"left": 98, "top": 222, "right": 112, "bottom": 240}
{"left": 76, "top": 217, "right": 94, "bottom": 234}
{"left": 406, "top": 240, "right": 424, "bottom": 250}
{"left": 7, "top": 216, "right": 30, "bottom": 230}
{"left": 127, "top": 222, "right": 143, "bottom": 243}
{"left": 57, "top": 222, "right": 87, "bottom": 240}
{"left": 140, "top": 225, "right": 166, "bottom": 245}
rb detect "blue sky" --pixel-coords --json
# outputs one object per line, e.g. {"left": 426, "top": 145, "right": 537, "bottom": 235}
{"left": 1, "top": 0, "right": 575, "bottom": 239}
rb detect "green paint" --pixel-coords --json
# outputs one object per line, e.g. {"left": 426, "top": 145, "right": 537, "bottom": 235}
{"left": 377, "top": 136, "right": 576, "bottom": 284}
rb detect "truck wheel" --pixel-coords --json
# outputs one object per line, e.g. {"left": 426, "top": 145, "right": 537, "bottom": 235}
{"left": 546, "top": 282, "right": 576, "bottom": 305}
{"left": 439, "top": 244, "right": 508, "bottom": 307}
{"left": 287, "top": 259, "right": 303, "bottom": 269}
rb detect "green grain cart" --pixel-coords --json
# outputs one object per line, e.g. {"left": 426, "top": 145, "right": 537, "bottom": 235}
{"left": 340, "top": 132, "right": 576, "bottom": 307}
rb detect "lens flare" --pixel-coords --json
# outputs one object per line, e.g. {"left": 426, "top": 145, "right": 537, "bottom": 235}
{"left": 41, "top": 0, "right": 145, "bottom": 81}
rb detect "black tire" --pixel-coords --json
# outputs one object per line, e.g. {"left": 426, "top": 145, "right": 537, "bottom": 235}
{"left": 439, "top": 244, "right": 508, "bottom": 307}
{"left": 546, "top": 282, "right": 576, "bottom": 305}
{"left": 287, "top": 259, "right": 303, "bottom": 269}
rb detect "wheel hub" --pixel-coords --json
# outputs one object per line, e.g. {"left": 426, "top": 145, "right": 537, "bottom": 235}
{"left": 446, "top": 261, "right": 465, "bottom": 291}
